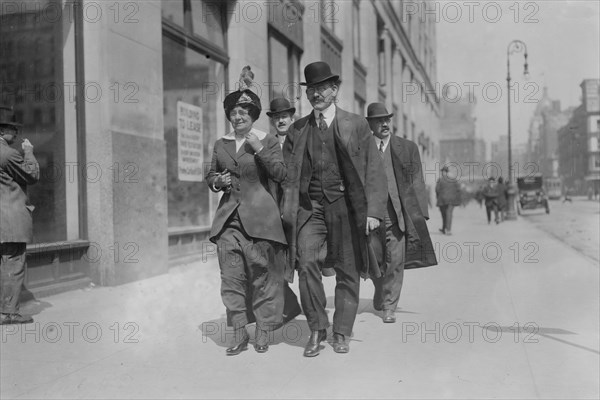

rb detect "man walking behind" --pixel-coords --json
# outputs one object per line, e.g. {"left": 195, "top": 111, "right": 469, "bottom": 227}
{"left": 366, "top": 103, "right": 437, "bottom": 323}
{"left": 267, "top": 97, "right": 295, "bottom": 150}
{"left": 0, "top": 106, "right": 39, "bottom": 325}
{"left": 282, "top": 62, "right": 387, "bottom": 356}
{"left": 435, "top": 165, "right": 461, "bottom": 235}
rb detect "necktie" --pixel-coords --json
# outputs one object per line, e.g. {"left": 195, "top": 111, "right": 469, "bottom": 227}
{"left": 379, "top": 140, "right": 384, "bottom": 155}
{"left": 318, "top": 113, "right": 327, "bottom": 131}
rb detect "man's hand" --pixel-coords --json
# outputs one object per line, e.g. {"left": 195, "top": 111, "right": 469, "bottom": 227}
{"left": 21, "top": 138, "right": 33, "bottom": 152}
{"left": 215, "top": 169, "right": 231, "bottom": 190}
{"left": 245, "top": 131, "right": 263, "bottom": 153}
{"left": 366, "top": 217, "right": 380, "bottom": 235}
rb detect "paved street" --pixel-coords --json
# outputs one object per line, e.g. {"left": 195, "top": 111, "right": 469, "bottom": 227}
{"left": 1, "top": 201, "right": 599, "bottom": 399}
{"left": 520, "top": 197, "right": 600, "bottom": 263}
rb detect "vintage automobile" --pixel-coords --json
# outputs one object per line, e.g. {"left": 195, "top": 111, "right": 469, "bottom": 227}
{"left": 517, "top": 175, "right": 550, "bottom": 214}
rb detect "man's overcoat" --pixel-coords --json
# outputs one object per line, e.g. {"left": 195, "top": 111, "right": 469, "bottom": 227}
{"left": 0, "top": 138, "right": 39, "bottom": 243}
{"left": 371, "top": 135, "right": 437, "bottom": 269}
{"left": 281, "top": 107, "right": 387, "bottom": 279}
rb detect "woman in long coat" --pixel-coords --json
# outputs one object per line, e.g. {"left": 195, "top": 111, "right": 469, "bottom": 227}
{"left": 206, "top": 69, "right": 288, "bottom": 355}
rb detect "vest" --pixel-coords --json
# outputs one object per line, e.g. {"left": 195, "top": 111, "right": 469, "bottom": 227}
{"left": 383, "top": 143, "right": 405, "bottom": 231}
{"left": 307, "top": 117, "right": 345, "bottom": 203}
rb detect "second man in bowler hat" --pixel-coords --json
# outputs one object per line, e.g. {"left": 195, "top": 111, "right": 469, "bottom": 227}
{"left": 267, "top": 97, "right": 296, "bottom": 150}
{"left": 281, "top": 62, "right": 387, "bottom": 356}
{"left": 366, "top": 103, "right": 437, "bottom": 324}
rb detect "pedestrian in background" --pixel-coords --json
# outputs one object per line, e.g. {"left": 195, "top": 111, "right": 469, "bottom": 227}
{"left": 563, "top": 186, "right": 573, "bottom": 203}
{"left": 206, "top": 67, "right": 297, "bottom": 355}
{"left": 367, "top": 103, "right": 436, "bottom": 323}
{"left": 496, "top": 176, "right": 508, "bottom": 222}
{"left": 266, "top": 97, "right": 302, "bottom": 326}
{"left": 0, "top": 106, "right": 39, "bottom": 325}
{"left": 281, "top": 61, "right": 387, "bottom": 356}
{"left": 482, "top": 177, "right": 500, "bottom": 224}
{"left": 267, "top": 97, "right": 295, "bottom": 150}
{"left": 435, "top": 165, "right": 461, "bottom": 235}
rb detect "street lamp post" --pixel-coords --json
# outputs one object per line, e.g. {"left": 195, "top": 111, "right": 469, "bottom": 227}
{"left": 505, "top": 40, "right": 529, "bottom": 220}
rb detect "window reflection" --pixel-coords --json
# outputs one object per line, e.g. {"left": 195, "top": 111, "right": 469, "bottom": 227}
{"left": 0, "top": 0, "right": 68, "bottom": 242}
{"left": 162, "top": 35, "right": 225, "bottom": 228}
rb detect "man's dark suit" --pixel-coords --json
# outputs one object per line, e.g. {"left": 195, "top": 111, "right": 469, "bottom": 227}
{"left": 281, "top": 107, "right": 387, "bottom": 337}
{"left": 370, "top": 135, "right": 437, "bottom": 314}
{"left": 0, "top": 137, "right": 39, "bottom": 314}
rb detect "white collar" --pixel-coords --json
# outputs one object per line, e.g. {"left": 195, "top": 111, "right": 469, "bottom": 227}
{"left": 312, "top": 104, "right": 336, "bottom": 127}
{"left": 374, "top": 134, "right": 391, "bottom": 152}
{"left": 222, "top": 127, "right": 268, "bottom": 141}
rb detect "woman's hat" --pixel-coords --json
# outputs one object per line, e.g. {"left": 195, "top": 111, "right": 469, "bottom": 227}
{"left": 300, "top": 61, "right": 339, "bottom": 86}
{"left": 0, "top": 106, "right": 22, "bottom": 127}
{"left": 266, "top": 98, "right": 295, "bottom": 117}
{"left": 366, "top": 103, "right": 393, "bottom": 120}
{"left": 223, "top": 66, "right": 261, "bottom": 120}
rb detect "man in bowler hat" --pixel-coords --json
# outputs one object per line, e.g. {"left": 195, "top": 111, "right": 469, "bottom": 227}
{"left": 366, "top": 102, "right": 437, "bottom": 323}
{"left": 267, "top": 97, "right": 296, "bottom": 149}
{"left": 0, "top": 106, "right": 39, "bottom": 325}
{"left": 281, "top": 62, "right": 387, "bottom": 356}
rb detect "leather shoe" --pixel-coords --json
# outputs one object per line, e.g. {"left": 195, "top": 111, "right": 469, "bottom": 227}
{"left": 254, "top": 329, "right": 269, "bottom": 353}
{"left": 0, "top": 313, "right": 33, "bottom": 325}
{"left": 303, "top": 329, "right": 327, "bottom": 357}
{"left": 382, "top": 309, "right": 396, "bottom": 323}
{"left": 226, "top": 332, "right": 249, "bottom": 356}
{"left": 332, "top": 333, "right": 349, "bottom": 353}
{"left": 254, "top": 343, "right": 269, "bottom": 353}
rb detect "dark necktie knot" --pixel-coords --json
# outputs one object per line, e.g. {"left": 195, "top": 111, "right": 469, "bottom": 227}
{"left": 318, "top": 113, "right": 327, "bottom": 131}
{"left": 379, "top": 140, "right": 384, "bottom": 154}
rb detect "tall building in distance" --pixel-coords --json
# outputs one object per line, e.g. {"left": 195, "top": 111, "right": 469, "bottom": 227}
{"left": 527, "top": 87, "right": 573, "bottom": 179}
{"left": 439, "top": 95, "right": 486, "bottom": 178}
{"left": 558, "top": 79, "right": 600, "bottom": 194}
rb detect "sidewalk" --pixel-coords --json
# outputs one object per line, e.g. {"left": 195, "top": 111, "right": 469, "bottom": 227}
{"left": 2, "top": 202, "right": 599, "bottom": 399}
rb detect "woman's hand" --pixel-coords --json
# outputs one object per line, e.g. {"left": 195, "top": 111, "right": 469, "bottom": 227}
{"left": 245, "top": 131, "right": 263, "bottom": 153}
{"left": 215, "top": 169, "right": 231, "bottom": 190}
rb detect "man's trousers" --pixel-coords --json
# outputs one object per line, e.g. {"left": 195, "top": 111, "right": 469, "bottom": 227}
{"left": 0, "top": 242, "right": 27, "bottom": 314}
{"left": 297, "top": 199, "right": 360, "bottom": 337}
{"left": 372, "top": 214, "right": 406, "bottom": 311}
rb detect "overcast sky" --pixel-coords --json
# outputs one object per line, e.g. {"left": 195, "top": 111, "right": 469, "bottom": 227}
{"left": 436, "top": 0, "right": 600, "bottom": 148}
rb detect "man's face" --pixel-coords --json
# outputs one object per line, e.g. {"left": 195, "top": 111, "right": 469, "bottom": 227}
{"left": 270, "top": 111, "right": 294, "bottom": 135}
{"left": 368, "top": 116, "right": 392, "bottom": 139}
{"left": 0, "top": 126, "right": 18, "bottom": 145}
{"left": 306, "top": 81, "right": 338, "bottom": 111}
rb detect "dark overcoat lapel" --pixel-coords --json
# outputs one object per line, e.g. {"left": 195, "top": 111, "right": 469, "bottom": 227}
{"left": 389, "top": 136, "right": 437, "bottom": 269}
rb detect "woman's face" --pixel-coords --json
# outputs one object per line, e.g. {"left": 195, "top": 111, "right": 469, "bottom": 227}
{"left": 229, "top": 106, "right": 254, "bottom": 133}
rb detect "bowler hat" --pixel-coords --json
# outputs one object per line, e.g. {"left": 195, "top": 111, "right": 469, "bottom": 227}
{"left": 300, "top": 61, "right": 340, "bottom": 86}
{"left": 266, "top": 98, "right": 296, "bottom": 117}
{"left": 0, "top": 106, "right": 22, "bottom": 127}
{"left": 365, "top": 102, "right": 393, "bottom": 120}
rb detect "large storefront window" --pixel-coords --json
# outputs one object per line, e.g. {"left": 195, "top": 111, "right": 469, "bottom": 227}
{"left": 162, "top": 36, "right": 226, "bottom": 228}
{"left": 0, "top": 0, "right": 79, "bottom": 243}
{"left": 162, "top": 0, "right": 227, "bottom": 231}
